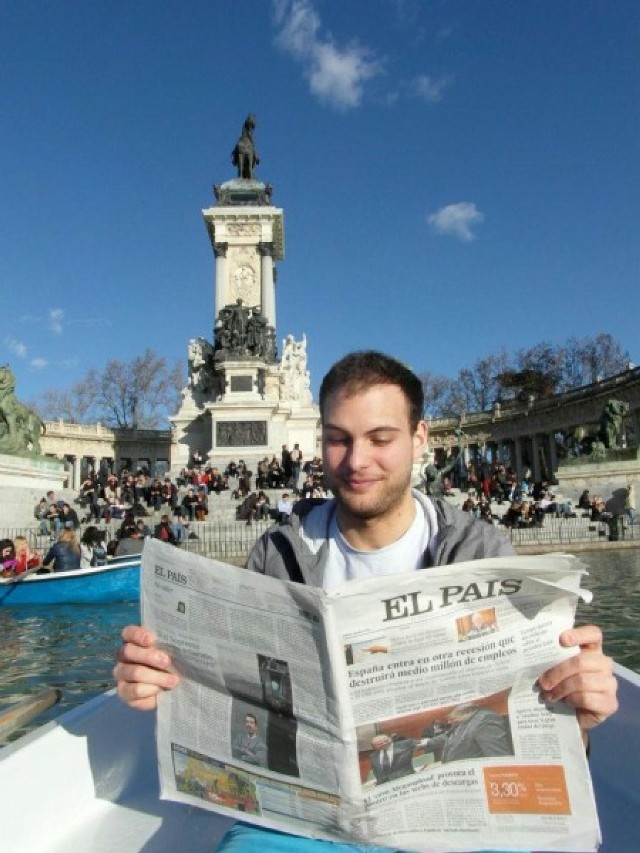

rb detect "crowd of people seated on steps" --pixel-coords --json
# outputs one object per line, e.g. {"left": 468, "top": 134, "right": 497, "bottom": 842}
{"left": 6, "top": 456, "right": 332, "bottom": 579}
{"left": 577, "top": 484, "right": 637, "bottom": 525}
{"left": 57, "top": 451, "right": 328, "bottom": 534}
{"left": 235, "top": 467, "right": 329, "bottom": 524}
{"left": 449, "top": 461, "right": 578, "bottom": 530}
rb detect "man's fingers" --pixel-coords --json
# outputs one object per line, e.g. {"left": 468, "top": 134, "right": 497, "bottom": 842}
{"left": 540, "top": 669, "right": 617, "bottom": 705}
{"left": 539, "top": 648, "right": 613, "bottom": 693}
{"left": 559, "top": 625, "right": 603, "bottom": 651}
{"left": 117, "top": 641, "right": 173, "bottom": 671}
{"left": 115, "top": 679, "right": 161, "bottom": 711}
{"left": 120, "top": 624, "right": 158, "bottom": 647}
{"left": 113, "top": 660, "right": 179, "bottom": 689}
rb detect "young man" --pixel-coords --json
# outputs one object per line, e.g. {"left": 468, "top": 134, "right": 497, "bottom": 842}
{"left": 232, "top": 713, "right": 267, "bottom": 768}
{"left": 115, "top": 351, "right": 617, "bottom": 852}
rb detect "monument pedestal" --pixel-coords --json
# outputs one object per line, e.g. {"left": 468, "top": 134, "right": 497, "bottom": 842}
{"left": 172, "top": 361, "right": 318, "bottom": 471}
{"left": 557, "top": 453, "right": 639, "bottom": 510}
{"left": 0, "top": 452, "right": 69, "bottom": 529}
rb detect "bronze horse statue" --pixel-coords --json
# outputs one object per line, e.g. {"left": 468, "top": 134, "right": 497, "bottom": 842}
{"left": 231, "top": 114, "right": 260, "bottom": 180}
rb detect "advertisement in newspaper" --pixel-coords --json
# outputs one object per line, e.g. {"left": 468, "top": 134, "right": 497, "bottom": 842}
{"left": 143, "top": 539, "right": 600, "bottom": 852}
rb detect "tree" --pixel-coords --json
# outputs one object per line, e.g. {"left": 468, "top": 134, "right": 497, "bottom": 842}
{"left": 419, "top": 371, "right": 454, "bottom": 418}
{"left": 418, "top": 332, "right": 630, "bottom": 417}
{"left": 514, "top": 342, "right": 564, "bottom": 393}
{"left": 35, "top": 349, "right": 185, "bottom": 428}
{"left": 495, "top": 368, "right": 556, "bottom": 401}
{"left": 36, "top": 377, "right": 98, "bottom": 423}
{"left": 441, "top": 352, "right": 510, "bottom": 416}
{"left": 562, "top": 334, "right": 631, "bottom": 388}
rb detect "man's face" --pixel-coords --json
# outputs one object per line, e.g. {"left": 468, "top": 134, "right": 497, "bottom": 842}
{"left": 322, "top": 384, "right": 426, "bottom": 527}
{"left": 245, "top": 715, "right": 257, "bottom": 735}
{"left": 371, "top": 734, "right": 392, "bottom": 751}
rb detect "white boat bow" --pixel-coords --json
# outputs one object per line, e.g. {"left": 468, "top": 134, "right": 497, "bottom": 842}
{"left": 1, "top": 664, "right": 639, "bottom": 852}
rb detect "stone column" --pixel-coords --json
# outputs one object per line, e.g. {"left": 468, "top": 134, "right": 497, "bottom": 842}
{"left": 71, "top": 456, "right": 81, "bottom": 491}
{"left": 514, "top": 437, "right": 524, "bottom": 480}
{"left": 213, "top": 242, "right": 228, "bottom": 320}
{"left": 531, "top": 435, "right": 541, "bottom": 482}
{"left": 547, "top": 432, "right": 558, "bottom": 480}
{"left": 259, "top": 242, "right": 276, "bottom": 329}
{"left": 633, "top": 408, "right": 640, "bottom": 453}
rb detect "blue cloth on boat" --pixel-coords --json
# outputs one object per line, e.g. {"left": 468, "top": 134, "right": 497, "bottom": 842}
{"left": 217, "top": 821, "right": 518, "bottom": 852}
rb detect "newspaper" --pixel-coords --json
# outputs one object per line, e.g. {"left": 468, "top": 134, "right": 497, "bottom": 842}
{"left": 142, "top": 538, "right": 601, "bottom": 852}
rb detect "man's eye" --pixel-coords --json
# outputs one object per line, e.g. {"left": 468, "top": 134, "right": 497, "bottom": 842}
{"left": 325, "top": 435, "right": 348, "bottom": 445}
{"left": 371, "top": 437, "right": 393, "bottom": 446}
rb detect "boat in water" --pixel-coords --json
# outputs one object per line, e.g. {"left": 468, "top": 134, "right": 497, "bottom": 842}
{"left": 0, "top": 663, "right": 638, "bottom": 852}
{"left": 0, "top": 555, "right": 140, "bottom": 606}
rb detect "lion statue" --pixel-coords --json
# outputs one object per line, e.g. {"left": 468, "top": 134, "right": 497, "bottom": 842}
{"left": 0, "top": 366, "right": 45, "bottom": 455}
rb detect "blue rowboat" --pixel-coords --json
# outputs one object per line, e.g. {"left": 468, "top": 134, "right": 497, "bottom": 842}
{"left": 0, "top": 555, "right": 140, "bottom": 606}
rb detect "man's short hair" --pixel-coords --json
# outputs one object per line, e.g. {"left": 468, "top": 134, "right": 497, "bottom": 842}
{"left": 319, "top": 351, "right": 424, "bottom": 432}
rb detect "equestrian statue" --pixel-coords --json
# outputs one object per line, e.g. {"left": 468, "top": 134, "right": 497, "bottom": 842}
{"left": 231, "top": 114, "right": 260, "bottom": 180}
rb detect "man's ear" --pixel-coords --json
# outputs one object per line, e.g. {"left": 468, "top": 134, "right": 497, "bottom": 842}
{"left": 413, "top": 421, "right": 428, "bottom": 459}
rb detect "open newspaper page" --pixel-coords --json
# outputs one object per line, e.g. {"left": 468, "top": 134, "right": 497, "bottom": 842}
{"left": 143, "top": 540, "right": 600, "bottom": 852}
{"left": 143, "top": 539, "right": 349, "bottom": 843}
{"left": 327, "top": 553, "right": 600, "bottom": 852}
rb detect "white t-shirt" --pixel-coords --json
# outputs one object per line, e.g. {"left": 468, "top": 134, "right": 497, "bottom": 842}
{"left": 322, "top": 498, "right": 438, "bottom": 590}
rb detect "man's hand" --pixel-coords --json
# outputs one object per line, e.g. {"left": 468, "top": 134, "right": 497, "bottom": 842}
{"left": 538, "top": 625, "right": 618, "bottom": 742}
{"left": 113, "top": 625, "right": 180, "bottom": 711}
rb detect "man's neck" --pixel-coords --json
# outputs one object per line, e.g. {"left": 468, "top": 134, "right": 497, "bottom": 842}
{"left": 337, "top": 493, "right": 417, "bottom": 551}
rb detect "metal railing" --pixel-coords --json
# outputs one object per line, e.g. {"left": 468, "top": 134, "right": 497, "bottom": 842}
{"left": 4, "top": 514, "right": 638, "bottom": 565}
{"left": 0, "top": 519, "right": 272, "bottom": 562}
{"left": 505, "top": 516, "right": 639, "bottom": 546}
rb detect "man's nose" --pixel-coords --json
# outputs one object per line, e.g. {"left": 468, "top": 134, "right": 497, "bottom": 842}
{"left": 345, "top": 439, "right": 370, "bottom": 470}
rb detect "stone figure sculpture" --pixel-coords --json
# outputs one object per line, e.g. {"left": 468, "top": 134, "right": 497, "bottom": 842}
{"left": 214, "top": 301, "right": 274, "bottom": 360}
{"left": 0, "top": 366, "right": 44, "bottom": 455}
{"left": 187, "top": 337, "right": 215, "bottom": 393}
{"left": 424, "top": 427, "right": 464, "bottom": 497}
{"left": 279, "top": 335, "right": 312, "bottom": 405}
{"left": 246, "top": 306, "right": 267, "bottom": 355}
{"left": 231, "top": 114, "right": 260, "bottom": 180}
{"left": 599, "top": 399, "right": 629, "bottom": 449}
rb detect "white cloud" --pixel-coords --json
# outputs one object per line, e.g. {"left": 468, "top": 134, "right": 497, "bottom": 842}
{"left": 273, "top": 0, "right": 382, "bottom": 110}
{"left": 4, "top": 337, "right": 28, "bottom": 358}
{"left": 413, "top": 74, "right": 454, "bottom": 103}
{"left": 49, "top": 308, "right": 64, "bottom": 334}
{"left": 427, "top": 202, "right": 485, "bottom": 242}
{"left": 30, "top": 358, "right": 48, "bottom": 370}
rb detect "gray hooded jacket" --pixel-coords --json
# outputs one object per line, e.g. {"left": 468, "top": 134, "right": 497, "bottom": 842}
{"left": 246, "top": 490, "right": 515, "bottom": 588}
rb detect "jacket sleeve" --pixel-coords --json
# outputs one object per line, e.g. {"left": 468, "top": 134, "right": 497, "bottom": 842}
{"left": 245, "top": 533, "right": 268, "bottom": 575}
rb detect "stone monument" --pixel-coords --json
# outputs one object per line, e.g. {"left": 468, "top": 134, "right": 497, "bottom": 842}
{"left": 171, "top": 116, "right": 319, "bottom": 470}
{"left": 0, "top": 365, "right": 68, "bottom": 526}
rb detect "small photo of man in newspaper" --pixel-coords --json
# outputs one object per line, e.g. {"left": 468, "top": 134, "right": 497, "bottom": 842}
{"left": 231, "top": 710, "right": 268, "bottom": 768}
{"left": 457, "top": 608, "right": 499, "bottom": 642}
{"left": 359, "top": 688, "right": 514, "bottom": 787}
{"left": 230, "top": 693, "right": 300, "bottom": 778}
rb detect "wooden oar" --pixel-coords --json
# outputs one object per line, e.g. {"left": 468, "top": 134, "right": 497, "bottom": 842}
{"left": 0, "top": 687, "right": 62, "bottom": 742}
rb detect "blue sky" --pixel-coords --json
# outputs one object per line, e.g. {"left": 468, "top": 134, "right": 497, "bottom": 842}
{"left": 2, "top": 1, "right": 638, "bottom": 413}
